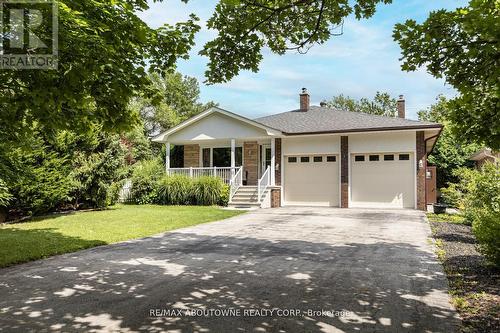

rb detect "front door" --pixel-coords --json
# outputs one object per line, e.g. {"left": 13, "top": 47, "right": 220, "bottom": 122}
{"left": 260, "top": 144, "right": 272, "bottom": 176}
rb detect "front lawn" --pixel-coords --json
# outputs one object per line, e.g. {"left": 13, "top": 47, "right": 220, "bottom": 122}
{"left": 427, "top": 213, "right": 500, "bottom": 332}
{"left": 0, "top": 205, "right": 244, "bottom": 268}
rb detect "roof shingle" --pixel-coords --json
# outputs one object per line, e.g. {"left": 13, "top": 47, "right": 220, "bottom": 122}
{"left": 254, "top": 106, "right": 441, "bottom": 134}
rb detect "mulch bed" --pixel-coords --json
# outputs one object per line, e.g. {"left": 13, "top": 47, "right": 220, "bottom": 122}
{"left": 430, "top": 221, "right": 500, "bottom": 333}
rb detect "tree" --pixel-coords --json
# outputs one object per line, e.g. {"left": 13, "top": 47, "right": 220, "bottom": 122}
{"left": 130, "top": 72, "right": 217, "bottom": 138}
{"left": 326, "top": 91, "right": 397, "bottom": 117}
{"left": 418, "top": 96, "right": 481, "bottom": 188}
{"left": 201, "top": 0, "right": 392, "bottom": 83}
{"left": 0, "top": 0, "right": 200, "bottom": 143}
{"left": 394, "top": 0, "right": 500, "bottom": 149}
{"left": 202, "top": 0, "right": 498, "bottom": 147}
{"left": 2, "top": 124, "right": 128, "bottom": 216}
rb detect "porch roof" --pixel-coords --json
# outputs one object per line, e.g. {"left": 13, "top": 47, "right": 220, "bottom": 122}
{"left": 152, "top": 107, "right": 282, "bottom": 144}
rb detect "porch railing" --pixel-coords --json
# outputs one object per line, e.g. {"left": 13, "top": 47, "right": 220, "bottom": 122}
{"left": 168, "top": 167, "right": 241, "bottom": 185}
{"left": 257, "top": 166, "right": 271, "bottom": 202}
{"left": 229, "top": 167, "right": 243, "bottom": 201}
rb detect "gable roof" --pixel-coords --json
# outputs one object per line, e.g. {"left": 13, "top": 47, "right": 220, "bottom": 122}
{"left": 255, "top": 106, "right": 442, "bottom": 135}
{"left": 152, "top": 106, "right": 282, "bottom": 142}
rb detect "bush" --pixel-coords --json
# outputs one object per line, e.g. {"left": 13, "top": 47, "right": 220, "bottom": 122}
{"left": 0, "top": 179, "right": 12, "bottom": 222}
{"left": 151, "top": 175, "right": 229, "bottom": 206}
{"left": 440, "top": 183, "right": 462, "bottom": 208}
{"left": 451, "top": 163, "right": 500, "bottom": 266}
{"left": 219, "top": 184, "right": 230, "bottom": 207}
{"left": 70, "top": 135, "right": 128, "bottom": 208}
{"left": 107, "top": 180, "right": 126, "bottom": 206}
{"left": 130, "top": 159, "right": 164, "bottom": 204}
{"left": 0, "top": 178, "right": 12, "bottom": 208}
{"left": 155, "top": 175, "right": 193, "bottom": 205}
{"left": 192, "top": 176, "right": 225, "bottom": 206}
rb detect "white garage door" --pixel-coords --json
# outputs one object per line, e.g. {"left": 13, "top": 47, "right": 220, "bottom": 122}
{"left": 284, "top": 155, "right": 339, "bottom": 207}
{"left": 351, "top": 153, "right": 415, "bottom": 208}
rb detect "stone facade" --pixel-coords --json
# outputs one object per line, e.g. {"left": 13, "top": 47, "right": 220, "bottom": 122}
{"left": 243, "top": 141, "right": 259, "bottom": 185}
{"left": 416, "top": 131, "right": 427, "bottom": 211}
{"left": 184, "top": 144, "right": 200, "bottom": 167}
{"left": 340, "top": 136, "right": 349, "bottom": 208}
{"left": 275, "top": 138, "right": 282, "bottom": 186}
{"left": 271, "top": 188, "right": 281, "bottom": 208}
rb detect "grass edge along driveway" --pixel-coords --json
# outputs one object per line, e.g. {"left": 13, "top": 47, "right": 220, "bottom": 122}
{"left": 0, "top": 205, "right": 245, "bottom": 268}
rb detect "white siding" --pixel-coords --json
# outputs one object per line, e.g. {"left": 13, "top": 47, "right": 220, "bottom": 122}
{"left": 282, "top": 135, "right": 340, "bottom": 155}
{"left": 349, "top": 131, "right": 416, "bottom": 153}
{"left": 168, "top": 113, "right": 269, "bottom": 142}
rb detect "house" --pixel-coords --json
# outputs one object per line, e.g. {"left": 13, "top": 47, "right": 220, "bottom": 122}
{"left": 469, "top": 148, "right": 499, "bottom": 169}
{"left": 152, "top": 89, "right": 442, "bottom": 210}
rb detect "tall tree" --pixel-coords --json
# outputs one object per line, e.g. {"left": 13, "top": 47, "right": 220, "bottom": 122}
{"left": 0, "top": 0, "right": 200, "bottom": 142}
{"left": 394, "top": 0, "right": 499, "bottom": 149}
{"left": 418, "top": 96, "right": 481, "bottom": 188}
{"left": 2, "top": 0, "right": 496, "bottom": 149}
{"left": 130, "top": 72, "right": 217, "bottom": 138}
{"left": 326, "top": 92, "right": 397, "bottom": 117}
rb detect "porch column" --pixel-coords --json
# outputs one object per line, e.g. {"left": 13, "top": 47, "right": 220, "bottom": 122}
{"left": 231, "top": 139, "right": 236, "bottom": 175}
{"left": 165, "top": 142, "right": 170, "bottom": 172}
{"left": 271, "top": 138, "right": 276, "bottom": 185}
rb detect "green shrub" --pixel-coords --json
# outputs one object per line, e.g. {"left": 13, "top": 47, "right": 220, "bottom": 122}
{"left": 130, "top": 159, "right": 164, "bottom": 204}
{"left": 219, "top": 184, "right": 230, "bottom": 207}
{"left": 440, "top": 183, "right": 462, "bottom": 208}
{"left": 451, "top": 163, "right": 500, "bottom": 266}
{"left": 192, "top": 176, "right": 225, "bottom": 206}
{"left": 70, "top": 136, "right": 128, "bottom": 208}
{"left": 155, "top": 175, "right": 193, "bottom": 205}
{"left": 107, "top": 180, "right": 126, "bottom": 206}
{"left": 0, "top": 178, "right": 12, "bottom": 208}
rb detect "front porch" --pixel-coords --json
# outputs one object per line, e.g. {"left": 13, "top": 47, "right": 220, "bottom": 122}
{"left": 152, "top": 107, "right": 283, "bottom": 207}
{"left": 164, "top": 139, "right": 279, "bottom": 205}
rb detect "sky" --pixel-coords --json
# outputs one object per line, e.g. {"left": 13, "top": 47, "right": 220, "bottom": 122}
{"left": 139, "top": 0, "right": 468, "bottom": 120}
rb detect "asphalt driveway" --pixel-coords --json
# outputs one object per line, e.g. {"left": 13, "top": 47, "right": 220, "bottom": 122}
{"left": 0, "top": 207, "right": 459, "bottom": 332}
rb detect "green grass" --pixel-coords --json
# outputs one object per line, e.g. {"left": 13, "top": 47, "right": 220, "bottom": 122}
{"left": 426, "top": 212, "right": 467, "bottom": 224}
{"left": 0, "top": 205, "right": 245, "bottom": 268}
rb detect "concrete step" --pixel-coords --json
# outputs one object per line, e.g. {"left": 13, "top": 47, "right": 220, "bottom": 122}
{"left": 231, "top": 198, "right": 259, "bottom": 204}
{"left": 236, "top": 188, "right": 259, "bottom": 193}
{"left": 228, "top": 202, "right": 261, "bottom": 208}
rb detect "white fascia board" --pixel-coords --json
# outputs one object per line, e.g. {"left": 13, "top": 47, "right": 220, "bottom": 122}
{"left": 151, "top": 107, "right": 282, "bottom": 143}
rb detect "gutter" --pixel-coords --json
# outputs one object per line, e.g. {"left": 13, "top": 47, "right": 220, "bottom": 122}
{"left": 425, "top": 128, "right": 443, "bottom": 156}
{"left": 281, "top": 124, "right": 444, "bottom": 136}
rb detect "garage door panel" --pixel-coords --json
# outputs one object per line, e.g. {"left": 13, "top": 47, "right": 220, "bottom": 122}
{"left": 285, "top": 156, "right": 339, "bottom": 207}
{"left": 351, "top": 154, "right": 414, "bottom": 208}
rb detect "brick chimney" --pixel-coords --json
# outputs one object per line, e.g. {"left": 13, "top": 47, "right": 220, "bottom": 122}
{"left": 397, "top": 95, "right": 405, "bottom": 118}
{"left": 300, "top": 88, "right": 310, "bottom": 111}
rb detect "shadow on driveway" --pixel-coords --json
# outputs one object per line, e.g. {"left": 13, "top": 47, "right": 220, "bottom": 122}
{"left": 0, "top": 208, "right": 460, "bottom": 332}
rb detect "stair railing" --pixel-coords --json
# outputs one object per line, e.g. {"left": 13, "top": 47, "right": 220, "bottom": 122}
{"left": 229, "top": 167, "right": 243, "bottom": 201}
{"left": 257, "top": 166, "right": 271, "bottom": 203}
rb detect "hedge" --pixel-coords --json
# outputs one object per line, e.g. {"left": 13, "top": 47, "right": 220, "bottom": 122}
{"left": 130, "top": 172, "right": 229, "bottom": 207}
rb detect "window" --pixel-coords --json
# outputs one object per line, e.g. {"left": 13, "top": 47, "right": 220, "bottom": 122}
{"left": 355, "top": 155, "right": 365, "bottom": 162}
{"left": 399, "top": 154, "right": 410, "bottom": 161}
{"left": 314, "top": 156, "right": 323, "bottom": 163}
{"left": 369, "top": 155, "right": 380, "bottom": 161}
{"left": 288, "top": 156, "right": 297, "bottom": 163}
{"left": 384, "top": 154, "right": 395, "bottom": 161}
{"left": 202, "top": 148, "right": 211, "bottom": 167}
{"left": 327, "top": 156, "right": 336, "bottom": 162}
{"left": 301, "top": 156, "right": 310, "bottom": 163}
{"left": 212, "top": 147, "right": 243, "bottom": 167}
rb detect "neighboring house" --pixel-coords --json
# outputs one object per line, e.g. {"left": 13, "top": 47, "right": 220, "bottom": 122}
{"left": 152, "top": 89, "right": 442, "bottom": 210}
{"left": 469, "top": 148, "right": 499, "bottom": 169}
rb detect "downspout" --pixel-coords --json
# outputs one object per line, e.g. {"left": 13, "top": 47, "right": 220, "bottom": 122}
{"left": 424, "top": 127, "right": 443, "bottom": 205}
